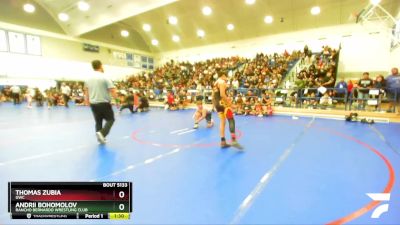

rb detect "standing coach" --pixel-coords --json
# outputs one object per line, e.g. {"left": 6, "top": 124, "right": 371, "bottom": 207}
{"left": 84, "top": 60, "right": 117, "bottom": 144}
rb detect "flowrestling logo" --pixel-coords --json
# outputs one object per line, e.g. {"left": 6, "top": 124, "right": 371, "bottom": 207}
{"left": 367, "top": 193, "right": 391, "bottom": 219}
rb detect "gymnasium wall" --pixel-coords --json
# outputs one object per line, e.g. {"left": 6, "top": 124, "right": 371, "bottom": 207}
{"left": 157, "top": 23, "right": 394, "bottom": 80}
{"left": 0, "top": 21, "right": 152, "bottom": 83}
{"left": 391, "top": 46, "right": 400, "bottom": 69}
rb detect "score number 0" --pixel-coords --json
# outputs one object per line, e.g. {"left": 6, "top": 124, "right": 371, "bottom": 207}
{"left": 118, "top": 191, "right": 125, "bottom": 211}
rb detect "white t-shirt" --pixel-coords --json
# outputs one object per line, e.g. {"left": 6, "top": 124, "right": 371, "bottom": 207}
{"left": 61, "top": 86, "right": 71, "bottom": 95}
{"left": 10, "top": 86, "right": 21, "bottom": 94}
{"left": 27, "top": 88, "right": 35, "bottom": 97}
{"left": 232, "top": 80, "right": 239, "bottom": 89}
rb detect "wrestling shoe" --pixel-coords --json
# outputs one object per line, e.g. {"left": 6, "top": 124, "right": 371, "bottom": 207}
{"left": 220, "top": 141, "right": 231, "bottom": 148}
{"left": 231, "top": 141, "right": 244, "bottom": 151}
{"left": 96, "top": 132, "right": 106, "bottom": 145}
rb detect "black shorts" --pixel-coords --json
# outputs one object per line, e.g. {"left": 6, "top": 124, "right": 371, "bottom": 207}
{"left": 214, "top": 102, "right": 225, "bottom": 113}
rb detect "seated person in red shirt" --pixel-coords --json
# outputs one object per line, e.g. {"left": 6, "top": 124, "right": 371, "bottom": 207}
{"left": 166, "top": 91, "right": 177, "bottom": 110}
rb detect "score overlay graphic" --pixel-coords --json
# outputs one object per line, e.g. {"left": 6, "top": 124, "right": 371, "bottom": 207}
{"left": 8, "top": 182, "right": 132, "bottom": 220}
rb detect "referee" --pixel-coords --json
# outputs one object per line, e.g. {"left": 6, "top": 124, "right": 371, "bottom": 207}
{"left": 84, "top": 60, "right": 117, "bottom": 144}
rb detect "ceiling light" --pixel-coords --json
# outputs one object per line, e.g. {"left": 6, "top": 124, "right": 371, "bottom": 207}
{"left": 168, "top": 16, "right": 178, "bottom": 25}
{"left": 202, "top": 6, "right": 212, "bottom": 16}
{"left": 227, "top": 24, "right": 235, "bottom": 31}
{"left": 370, "top": 0, "right": 381, "bottom": 5}
{"left": 264, "top": 15, "right": 273, "bottom": 24}
{"left": 121, "top": 30, "right": 129, "bottom": 37}
{"left": 172, "top": 35, "right": 180, "bottom": 42}
{"left": 78, "top": 1, "right": 90, "bottom": 11}
{"left": 23, "top": 3, "right": 35, "bottom": 13}
{"left": 58, "top": 13, "right": 69, "bottom": 22}
{"left": 143, "top": 24, "right": 151, "bottom": 32}
{"left": 197, "top": 29, "right": 205, "bottom": 38}
{"left": 245, "top": 0, "right": 256, "bottom": 5}
{"left": 151, "top": 39, "right": 159, "bottom": 46}
{"left": 311, "top": 6, "right": 321, "bottom": 15}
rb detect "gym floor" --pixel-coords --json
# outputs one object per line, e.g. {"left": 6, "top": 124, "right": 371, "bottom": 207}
{"left": 0, "top": 103, "right": 399, "bottom": 224}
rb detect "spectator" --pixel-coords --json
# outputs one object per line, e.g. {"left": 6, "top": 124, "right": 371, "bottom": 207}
{"left": 320, "top": 92, "right": 333, "bottom": 107}
{"left": 26, "top": 87, "right": 35, "bottom": 109}
{"left": 34, "top": 88, "right": 44, "bottom": 107}
{"left": 385, "top": 67, "right": 400, "bottom": 112}
{"left": 166, "top": 91, "right": 177, "bottom": 110}
{"left": 322, "top": 69, "right": 335, "bottom": 88}
{"left": 357, "top": 72, "right": 373, "bottom": 110}
{"left": 373, "top": 75, "right": 386, "bottom": 110}
{"left": 235, "top": 103, "right": 244, "bottom": 115}
{"left": 304, "top": 92, "right": 318, "bottom": 108}
{"left": 10, "top": 85, "right": 21, "bottom": 105}
{"left": 61, "top": 83, "right": 71, "bottom": 108}
{"left": 374, "top": 75, "right": 386, "bottom": 90}
{"left": 254, "top": 100, "right": 263, "bottom": 117}
{"left": 244, "top": 98, "right": 252, "bottom": 115}
{"left": 304, "top": 45, "right": 309, "bottom": 56}
{"left": 232, "top": 78, "right": 239, "bottom": 90}
{"left": 45, "top": 89, "right": 55, "bottom": 109}
{"left": 347, "top": 80, "right": 354, "bottom": 97}
{"left": 335, "top": 78, "right": 348, "bottom": 101}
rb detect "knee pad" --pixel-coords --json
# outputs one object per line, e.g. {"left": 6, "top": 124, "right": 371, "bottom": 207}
{"left": 206, "top": 111, "right": 212, "bottom": 122}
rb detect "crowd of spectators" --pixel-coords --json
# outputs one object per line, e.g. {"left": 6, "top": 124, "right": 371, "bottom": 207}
{"left": 116, "top": 50, "right": 298, "bottom": 96}
{"left": 293, "top": 45, "right": 339, "bottom": 106}
{"left": 2, "top": 44, "right": 398, "bottom": 113}
{"left": 296, "top": 67, "right": 400, "bottom": 111}
{"left": 348, "top": 68, "right": 400, "bottom": 112}
{"left": 1, "top": 82, "right": 85, "bottom": 108}
{"left": 288, "top": 45, "right": 399, "bottom": 111}
{"left": 1, "top": 49, "right": 298, "bottom": 116}
{"left": 112, "top": 50, "right": 299, "bottom": 114}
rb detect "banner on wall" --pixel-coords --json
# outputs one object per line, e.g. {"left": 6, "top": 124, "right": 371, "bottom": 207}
{"left": 0, "top": 29, "right": 42, "bottom": 55}
{"left": 8, "top": 31, "right": 26, "bottom": 54}
{"left": 26, "top": 35, "right": 41, "bottom": 55}
{"left": 0, "top": 29, "right": 7, "bottom": 52}
{"left": 112, "top": 51, "right": 154, "bottom": 69}
{"left": 82, "top": 43, "right": 99, "bottom": 53}
{"left": 113, "top": 51, "right": 126, "bottom": 60}
{"left": 126, "top": 53, "right": 133, "bottom": 61}
{"left": 133, "top": 55, "right": 141, "bottom": 68}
